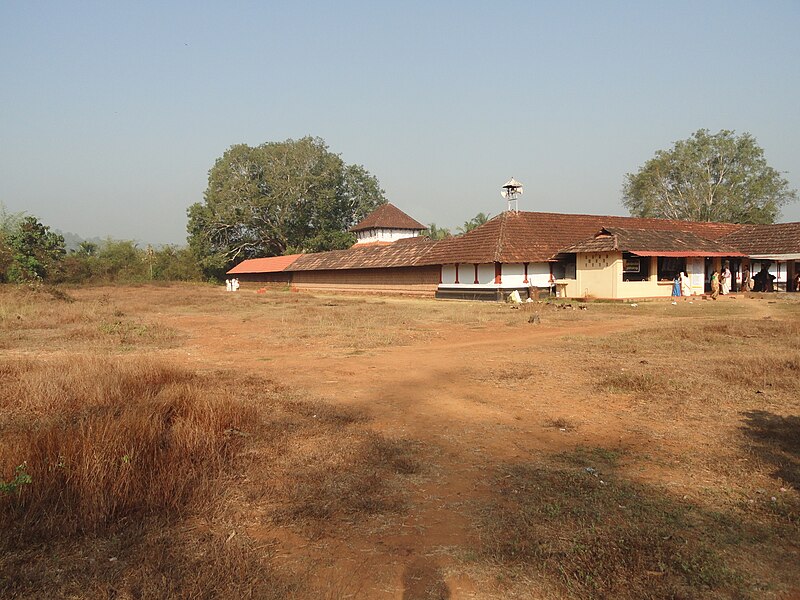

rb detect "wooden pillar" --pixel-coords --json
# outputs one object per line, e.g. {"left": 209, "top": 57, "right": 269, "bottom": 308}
{"left": 473, "top": 264, "right": 479, "bottom": 284}
{"left": 438, "top": 265, "right": 442, "bottom": 284}
{"left": 454, "top": 264, "right": 460, "bottom": 284}
{"left": 523, "top": 262, "right": 529, "bottom": 284}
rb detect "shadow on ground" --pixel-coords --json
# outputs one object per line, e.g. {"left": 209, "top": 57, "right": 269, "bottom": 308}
{"left": 741, "top": 410, "right": 800, "bottom": 488}
{"left": 473, "top": 446, "right": 799, "bottom": 600}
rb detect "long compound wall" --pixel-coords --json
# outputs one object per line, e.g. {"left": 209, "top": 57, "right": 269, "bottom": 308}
{"left": 290, "top": 266, "right": 441, "bottom": 295}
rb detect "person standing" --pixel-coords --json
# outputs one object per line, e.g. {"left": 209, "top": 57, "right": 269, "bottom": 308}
{"left": 680, "top": 270, "right": 691, "bottom": 298}
{"left": 672, "top": 273, "right": 681, "bottom": 298}
{"left": 741, "top": 267, "right": 751, "bottom": 293}
{"left": 720, "top": 263, "right": 732, "bottom": 295}
{"left": 710, "top": 270, "right": 720, "bottom": 300}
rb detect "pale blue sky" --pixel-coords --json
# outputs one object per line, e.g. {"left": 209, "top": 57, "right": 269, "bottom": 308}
{"left": 2, "top": 1, "right": 799, "bottom": 245}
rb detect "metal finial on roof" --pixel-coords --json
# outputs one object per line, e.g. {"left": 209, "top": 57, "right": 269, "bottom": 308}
{"left": 501, "top": 178, "right": 524, "bottom": 212}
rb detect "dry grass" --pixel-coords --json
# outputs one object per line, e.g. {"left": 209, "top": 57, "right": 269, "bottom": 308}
{"left": 0, "top": 285, "right": 424, "bottom": 598}
{"left": 0, "top": 356, "right": 253, "bottom": 539}
{"left": 0, "top": 285, "right": 180, "bottom": 350}
{"left": 466, "top": 298, "right": 800, "bottom": 599}
{"left": 476, "top": 450, "right": 752, "bottom": 599}
{"left": 2, "top": 284, "right": 799, "bottom": 598}
{"left": 0, "top": 357, "right": 421, "bottom": 598}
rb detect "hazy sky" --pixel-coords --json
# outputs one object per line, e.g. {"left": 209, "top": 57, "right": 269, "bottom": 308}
{"left": 2, "top": 1, "right": 799, "bottom": 245}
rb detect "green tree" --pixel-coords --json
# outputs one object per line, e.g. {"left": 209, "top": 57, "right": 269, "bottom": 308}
{"left": 76, "top": 240, "right": 98, "bottom": 256}
{"left": 152, "top": 245, "right": 204, "bottom": 281}
{"left": 7, "top": 216, "right": 66, "bottom": 282}
{"left": 623, "top": 129, "right": 797, "bottom": 223}
{"left": 457, "top": 212, "right": 491, "bottom": 234}
{"left": 91, "top": 240, "right": 147, "bottom": 282}
{"left": 423, "top": 223, "right": 452, "bottom": 240}
{"left": 187, "top": 136, "right": 386, "bottom": 278}
{"left": 0, "top": 204, "right": 25, "bottom": 281}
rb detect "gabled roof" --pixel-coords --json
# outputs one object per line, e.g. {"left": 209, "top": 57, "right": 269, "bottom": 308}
{"left": 288, "top": 236, "right": 435, "bottom": 271}
{"left": 227, "top": 254, "right": 302, "bottom": 274}
{"left": 562, "top": 227, "right": 744, "bottom": 257}
{"left": 719, "top": 222, "right": 800, "bottom": 256}
{"left": 421, "top": 211, "right": 744, "bottom": 264}
{"left": 350, "top": 203, "right": 426, "bottom": 232}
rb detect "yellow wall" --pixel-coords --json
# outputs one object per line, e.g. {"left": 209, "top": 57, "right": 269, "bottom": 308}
{"left": 572, "top": 253, "right": 682, "bottom": 299}
{"left": 575, "top": 252, "right": 620, "bottom": 298}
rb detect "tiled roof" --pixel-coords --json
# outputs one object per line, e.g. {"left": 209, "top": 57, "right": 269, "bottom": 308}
{"left": 288, "top": 236, "right": 436, "bottom": 271}
{"left": 350, "top": 203, "right": 426, "bottom": 232}
{"left": 562, "top": 228, "right": 744, "bottom": 256}
{"left": 719, "top": 222, "right": 800, "bottom": 256}
{"left": 227, "top": 254, "right": 302, "bottom": 274}
{"left": 421, "top": 211, "right": 744, "bottom": 264}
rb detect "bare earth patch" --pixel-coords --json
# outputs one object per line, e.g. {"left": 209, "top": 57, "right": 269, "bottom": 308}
{"left": 1, "top": 283, "right": 798, "bottom": 599}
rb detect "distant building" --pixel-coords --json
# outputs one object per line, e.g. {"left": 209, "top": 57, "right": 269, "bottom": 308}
{"left": 349, "top": 203, "right": 426, "bottom": 245}
{"left": 228, "top": 203, "right": 800, "bottom": 299}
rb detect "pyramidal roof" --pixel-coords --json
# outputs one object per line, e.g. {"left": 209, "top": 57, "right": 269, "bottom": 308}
{"left": 350, "top": 203, "right": 426, "bottom": 232}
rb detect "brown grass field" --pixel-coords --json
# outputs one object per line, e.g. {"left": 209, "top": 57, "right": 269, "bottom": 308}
{"left": 0, "top": 283, "right": 798, "bottom": 599}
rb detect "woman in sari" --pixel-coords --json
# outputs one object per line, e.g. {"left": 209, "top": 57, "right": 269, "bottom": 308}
{"left": 710, "top": 270, "right": 720, "bottom": 300}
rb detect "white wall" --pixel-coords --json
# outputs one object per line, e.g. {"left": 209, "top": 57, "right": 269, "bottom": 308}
{"left": 356, "top": 228, "right": 419, "bottom": 244}
{"left": 478, "top": 263, "right": 495, "bottom": 284}
{"left": 441, "top": 264, "right": 456, "bottom": 284}
{"left": 437, "top": 262, "right": 554, "bottom": 288}
{"left": 503, "top": 263, "right": 526, "bottom": 286}
{"left": 528, "top": 263, "right": 551, "bottom": 287}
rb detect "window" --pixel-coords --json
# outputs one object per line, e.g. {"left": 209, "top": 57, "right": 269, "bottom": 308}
{"left": 657, "top": 257, "right": 686, "bottom": 282}
{"left": 622, "top": 252, "right": 649, "bottom": 281}
{"left": 551, "top": 255, "right": 576, "bottom": 279}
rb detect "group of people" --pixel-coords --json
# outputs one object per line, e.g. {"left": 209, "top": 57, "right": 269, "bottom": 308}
{"left": 751, "top": 266, "right": 778, "bottom": 293}
{"left": 709, "top": 262, "right": 795, "bottom": 297}
{"left": 672, "top": 264, "right": 741, "bottom": 301}
{"left": 708, "top": 264, "right": 733, "bottom": 300}
{"left": 671, "top": 270, "right": 692, "bottom": 299}
{"left": 225, "top": 278, "right": 240, "bottom": 292}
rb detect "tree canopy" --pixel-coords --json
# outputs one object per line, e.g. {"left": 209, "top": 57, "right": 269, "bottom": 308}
{"left": 187, "top": 136, "right": 387, "bottom": 277}
{"left": 6, "top": 216, "right": 66, "bottom": 282}
{"left": 622, "top": 129, "right": 797, "bottom": 224}
{"left": 423, "top": 223, "right": 452, "bottom": 240}
{"left": 457, "top": 212, "right": 491, "bottom": 234}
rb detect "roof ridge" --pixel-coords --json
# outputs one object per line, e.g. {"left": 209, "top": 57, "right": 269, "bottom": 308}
{"left": 494, "top": 212, "right": 508, "bottom": 262}
{"left": 350, "top": 202, "right": 426, "bottom": 232}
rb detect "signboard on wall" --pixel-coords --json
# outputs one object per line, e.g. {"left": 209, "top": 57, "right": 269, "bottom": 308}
{"left": 623, "top": 258, "right": 640, "bottom": 273}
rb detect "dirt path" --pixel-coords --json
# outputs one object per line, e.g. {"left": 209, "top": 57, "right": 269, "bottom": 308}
{"left": 156, "top": 309, "right": 643, "bottom": 598}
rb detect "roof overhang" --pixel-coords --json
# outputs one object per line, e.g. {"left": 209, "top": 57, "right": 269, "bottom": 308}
{"left": 630, "top": 251, "right": 745, "bottom": 257}
{"left": 748, "top": 253, "right": 800, "bottom": 261}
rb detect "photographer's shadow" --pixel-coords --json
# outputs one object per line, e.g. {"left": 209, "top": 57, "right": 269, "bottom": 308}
{"left": 741, "top": 410, "right": 800, "bottom": 487}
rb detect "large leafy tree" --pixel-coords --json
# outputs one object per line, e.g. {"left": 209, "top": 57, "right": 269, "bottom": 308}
{"left": 187, "top": 136, "right": 386, "bottom": 277}
{"left": 623, "top": 129, "right": 797, "bottom": 223}
{"left": 7, "top": 216, "right": 66, "bottom": 282}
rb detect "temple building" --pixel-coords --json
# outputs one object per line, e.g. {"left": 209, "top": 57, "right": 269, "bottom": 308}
{"left": 228, "top": 202, "right": 800, "bottom": 300}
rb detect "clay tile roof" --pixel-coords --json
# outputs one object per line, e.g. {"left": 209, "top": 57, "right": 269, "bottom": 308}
{"left": 421, "top": 211, "right": 744, "bottom": 265}
{"left": 227, "top": 254, "right": 302, "bottom": 274}
{"left": 562, "top": 228, "right": 744, "bottom": 256}
{"left": 288, "top": 236, "right": 436, "bottom": 271}
{"left": 349, "top": 203, "right": 426, "bottom": 232}
{"left": 719, "top": 222, "right": 800, "bottom": 256}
